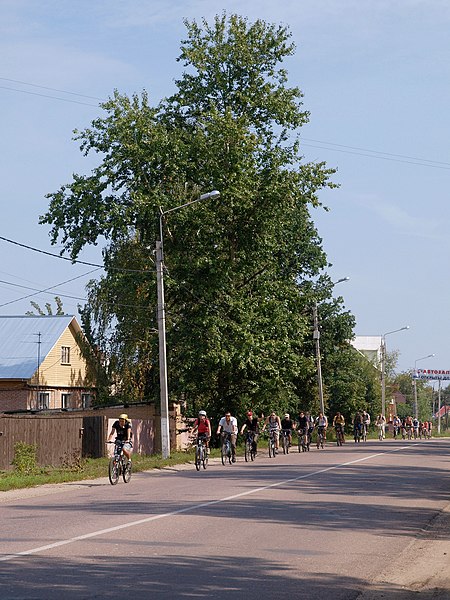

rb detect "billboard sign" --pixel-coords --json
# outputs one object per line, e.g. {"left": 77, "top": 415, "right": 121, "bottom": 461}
{"left": 414, "top": 369, "right": 450, "bottom": 381}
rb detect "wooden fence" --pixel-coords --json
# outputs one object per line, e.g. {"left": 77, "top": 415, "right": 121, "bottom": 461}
{"left": 0, "top": 404, "right": 187, "bottom": 471}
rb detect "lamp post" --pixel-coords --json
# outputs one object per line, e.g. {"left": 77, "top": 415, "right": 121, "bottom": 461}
{"left": 313, "top": 276, "right": 349, "bottom": 415}
{"left": 156, "top": 190, "right": 220, "bottom": 459}
{"left": 413, "top": 354, "right": 435, "bottom": 419}
{"left": 380, "top": 326, "right": 409, "bottom": 419}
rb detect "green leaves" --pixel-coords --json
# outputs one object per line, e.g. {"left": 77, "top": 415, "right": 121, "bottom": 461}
{"left": 40, "top": 13, "right": 362, "bottom": 420}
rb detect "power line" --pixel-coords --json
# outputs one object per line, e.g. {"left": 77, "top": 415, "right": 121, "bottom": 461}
{"left": 0, "top": 84, "right": 101, "bottom": 107}
{"left": 0, "top": 77, "right": 105, "bottom": 101}
{"left": 0, "top": 269, "right": 100, "bottom": 308}
{"left": 0, "top": 235, "right": 152, "bottom": 272}
{"left": 301, "top": 139, "right": 450, "bottom": 170}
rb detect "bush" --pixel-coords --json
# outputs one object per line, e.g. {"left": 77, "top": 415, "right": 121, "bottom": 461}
{"left": 11, "top": 441, "right": 39, "bottom": 474}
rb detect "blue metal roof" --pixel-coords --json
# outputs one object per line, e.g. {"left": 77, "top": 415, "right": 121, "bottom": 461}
{"left": 0, "top": 315, "right": 76, "bottom": 379}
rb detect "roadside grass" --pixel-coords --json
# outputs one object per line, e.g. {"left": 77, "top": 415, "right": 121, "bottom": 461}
{"left": 1, "top": 432, "right": 449, "bottom": 492}
{"left": 0, "top": 450, "right": 199, "bottom": 492}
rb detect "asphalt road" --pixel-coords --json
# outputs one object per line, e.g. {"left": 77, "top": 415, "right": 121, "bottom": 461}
{"left": 1, "top": 438, "right": 450, "bottom": 599}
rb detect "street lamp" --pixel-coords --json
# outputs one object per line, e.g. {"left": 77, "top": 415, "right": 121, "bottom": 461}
{"left": 380, "top": 326, "right": 409, "bottom": 419}
{"left": 314, "top": 276, "right": 350, "bottom": 415}
{"left": 156, "top": 190, "right": 220, "bottom": 458}
{"left": 413, "top": 353, "right": 435, "bottom": 419}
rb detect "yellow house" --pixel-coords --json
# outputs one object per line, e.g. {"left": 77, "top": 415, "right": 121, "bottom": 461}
{"left": 0, "top": 315, "right": 95, "bottom": 412}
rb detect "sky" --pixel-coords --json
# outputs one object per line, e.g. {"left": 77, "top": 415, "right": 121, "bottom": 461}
{"left": 1, "top": 0, "right": 449, "bottom": 375}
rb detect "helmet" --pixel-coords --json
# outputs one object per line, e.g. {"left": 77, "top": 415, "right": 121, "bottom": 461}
{"left": 247, "top": 411, "right": 253, "bottom": 416}
{"left": 284, "top": 413, "right": 290, "bottom": 418}
{"left": 198, "top": 410, "right": 207, "bottom": 416}
{"left": 119, "top": 413, "right": 128, "bottom": 420}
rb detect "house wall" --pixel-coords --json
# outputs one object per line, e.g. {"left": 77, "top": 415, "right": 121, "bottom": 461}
{"left": 32, "top": 323, "right": 89, "bottom": 388}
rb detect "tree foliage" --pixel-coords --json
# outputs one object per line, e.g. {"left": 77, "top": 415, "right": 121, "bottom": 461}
{"left": 40, "top": 13, "right": 372, "bottom": 422}
{"left": 26, "top": 297, "right": 65, "bottom": 316}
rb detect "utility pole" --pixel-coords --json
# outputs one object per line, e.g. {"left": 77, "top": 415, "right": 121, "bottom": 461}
{"left": 313, "top": 303, "right": 324, "bottom": 416}
{"left": 35, "top": 332, "right": 41, "bottom": 410}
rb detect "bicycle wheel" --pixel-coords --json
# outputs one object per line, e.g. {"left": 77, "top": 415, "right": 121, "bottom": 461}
{"left": 282, "top": 436, "right": 287, "bottom": 455}
{"left": 195, "top": 446, "right": 201, "bottom": 471}
{"left": 221, "top": 443, "right": 226, "bottom": 465}
{"left": 123, "top": 459, "right": 132, "bottom": 483}
{"left": 245, "top": 440, "right": 250, "bottom": 462}
{"left": 268, "top": 438, "right": 273, "bottom": 458}
{"left": 202, "top": 448, "right": 208, "bottom": 470}
{"left": 108, "top": 457, "right": 119, "bottom": 485}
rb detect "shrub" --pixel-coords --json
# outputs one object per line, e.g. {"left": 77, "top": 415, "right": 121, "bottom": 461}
{"left": 12, "top": 442, "right": 38, "bottom": 474}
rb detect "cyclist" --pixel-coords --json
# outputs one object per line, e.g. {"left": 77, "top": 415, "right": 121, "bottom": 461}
{"left": 412, "top": 417, "right": 420, "bottom": 439}
{"left": 333, "top": 412, "right": 345, "bottom": 443}
{"left": 107, "top": 413, "right": 133, "bottom": 462}
{"left": 240, "top": 411, "right": 260, "bottom": 454}
{"left": 191, "top": 410, "right": 211, "bottom": 454}
{"left": 297, "top": 411, "right": 310, "bottom": 444}
{"left": 362, "top": 410, "right": 371, "bottom": 437}
{"left": 280, "top": 413, "right": 294, "bottom": 447}
{"left": 216, "top": 412, "right": 238, "bottom": 462}
{"left": 305, "top": 412, "right": 315, "bottom": 440}
{"left": 375, "top": 414, "right": 386, "bottom": 439}
{"left": 262, "top": 411, "right": 281, "bottom": 453}
{"left": 392, "top": 415, "right": 402, "bottom": 438}
{"left": 353, "top": 411, "right": 363, "bottom": 441}
{"left": 315, "top": 412, "right": 328, "bottom": 440}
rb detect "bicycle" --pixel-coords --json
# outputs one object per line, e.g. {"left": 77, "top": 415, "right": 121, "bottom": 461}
{"left": 362, "top": 423, "right": 368, "bottom": 442}
{"left": 108, "top": 440, "right": 132, "bottom": 485}
{"left": 353, "top": 425, "right": 362, "bottom": 443}
{"left": 221, "top": 432, "right": 233, "bottom": 465}
{"left": 244, "top": 431, "right": 256, "bottom": 462}
{"left": 316, "top": 427, "right": 325, "bottom": 449}
{"left": 281, "top": 429, "right": 291, "bottom": 454}
{"left": 377, "top": 424, "right": 384, "bottom": 441}
{"left": 298, "top": 428, "right": 309, "bottom": 452}
{"left": 335, "top": 425, "right": 344, "bottom": 447}
{"left": 267, "top": 429, "right": 277, "bottom": 458}
{"left": 194, "top": 435, "right": 208, "bottom": 471}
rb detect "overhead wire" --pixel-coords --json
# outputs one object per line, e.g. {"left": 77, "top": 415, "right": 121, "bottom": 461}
{"left": 0, "top": 235, "right": 152, "bottom": 271}
{"left": 301, "top": 139, "right": 450, "bottom": 170}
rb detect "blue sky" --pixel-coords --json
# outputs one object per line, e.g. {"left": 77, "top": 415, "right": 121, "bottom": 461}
{"left": 1, "top": 0, "right": 449, "bottom": 374}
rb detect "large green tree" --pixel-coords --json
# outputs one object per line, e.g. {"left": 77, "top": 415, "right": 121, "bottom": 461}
{"left": 41, "top": 14, "right": 352, "bottom": 420}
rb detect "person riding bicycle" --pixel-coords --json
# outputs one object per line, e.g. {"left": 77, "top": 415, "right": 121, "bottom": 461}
{"left": 315, "top": 412, "right": 328, "bottom": 440}
{"left": 412, "top": 417, "right": 420, "bottom": 438}
{"left": 362, "top": 410, "right": 370, "bottom": 437}
{"left": 297, "top": 411, "right": 310, "bottom": 444}
{"left": 240, "top": 411, "right": 259, "bottom": 454}
{"left": 375, "top": 414, "right": 386, "bottom": 439}
{"left": 280, "top": 413, "right": 294, "bottom": 447}
{"left": 392, "top": 415, "right": 401, "bottom": 438}
{"left": 216, "top": 412, "right": 238, "bottom": 462}
{"left": 262, "top": 411, "right": 281, "bottom": 453}
{"left": 353, "top": 411, "right": 363, "bottom": 439}
{"left": 191, "top": 410, "right": 211, "bottom": 454}
{"left": 333, "top": 412, "right": 345, "bottom": 442}
{"left": 107, "top": 413, "right": 133, "bottom": 462}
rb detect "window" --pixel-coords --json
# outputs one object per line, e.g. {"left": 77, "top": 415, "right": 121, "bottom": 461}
{"left": 61, "top": 346, "right": 71, "bottom": 364}
{"left": 61, "top": 393, "right": 71, "bottom": 409}
{"left": 82, "top": 393, "right": 91, "bottom": 409}
{"left": 38, "top": 392, "right": 49, "bottom": 410}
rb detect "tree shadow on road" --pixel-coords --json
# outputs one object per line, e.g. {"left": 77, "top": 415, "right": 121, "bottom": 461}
{"left": 0, "top": 553, "right": 447, "bottom": 600}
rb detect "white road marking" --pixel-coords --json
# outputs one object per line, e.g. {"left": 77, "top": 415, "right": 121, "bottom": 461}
{"left": 0, "top": 445, "right": 412, "bottom": 562}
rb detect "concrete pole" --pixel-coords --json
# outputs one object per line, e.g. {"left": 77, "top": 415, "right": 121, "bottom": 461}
{"left": 156, "top": 239, "right": 170, "bottom": 459}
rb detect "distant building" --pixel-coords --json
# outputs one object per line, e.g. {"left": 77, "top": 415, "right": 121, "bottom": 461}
{"left": 351, "top": 336, "right": 382, "bottom": 366}
{"left": 0, "top": 315, "right": 95, "bottom": 412}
